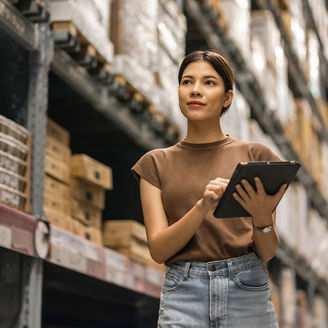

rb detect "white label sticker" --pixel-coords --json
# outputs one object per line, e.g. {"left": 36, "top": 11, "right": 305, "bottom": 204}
{"left": 0, "top": 225, "right": 11, "bottom": 249}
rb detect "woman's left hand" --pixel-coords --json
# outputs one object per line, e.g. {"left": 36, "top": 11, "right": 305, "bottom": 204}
{"left": 233, "top": 177, "right": 287, "bottom": 226}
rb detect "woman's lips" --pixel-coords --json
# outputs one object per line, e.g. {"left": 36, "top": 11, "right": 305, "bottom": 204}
{"left": 187, "top": 101, "right": 206, "bottom": 108}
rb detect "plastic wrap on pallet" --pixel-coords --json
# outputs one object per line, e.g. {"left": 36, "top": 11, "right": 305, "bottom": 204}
{"left": 220, "top": 0, "right": 251, "bottom": 60}
{"left": 247, "top": 119, "right": 284, "bottom": 159}
{"left": 280, "top": 268, "right": 297, "bottom": 327}
{"left": 307, "top": 0, "right": 328, "bottom": 60}
{"left": 288, "top": 0, "right": 307, "bottom": 65}
{"left": 157, "top": 0, "right": 186, "bottom": 65}
{"left": 113, "top": 0, "right": 158, "bottom": 70}
{"left": 306, "top": 29, "right": 321, "bottom": 100}
{"left": 306, "top": 209, "right": 328, "bottom": 280}
{"left": 313, "top": 294, "right": 328, "bottom": 328}
{"left": 220, "top": 89, "right": 250, "bottom": 141}
{"left": 49, "top": 0, "right": 113, "bottom": 63}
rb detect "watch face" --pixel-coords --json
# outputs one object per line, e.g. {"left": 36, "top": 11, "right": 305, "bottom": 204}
{"left": 261, "top": 226, "right": 272, "bottom": 233}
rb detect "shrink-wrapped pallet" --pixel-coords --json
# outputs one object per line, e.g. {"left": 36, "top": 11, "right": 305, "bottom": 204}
{"left": 49, "top": 0, "right": 113, "bottom": 63}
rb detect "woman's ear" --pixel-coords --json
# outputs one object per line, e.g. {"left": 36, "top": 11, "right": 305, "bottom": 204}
{"left": 223, "top": 90, "right": 234, "bottom": 108}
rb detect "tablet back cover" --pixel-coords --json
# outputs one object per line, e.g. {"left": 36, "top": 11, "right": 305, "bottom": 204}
{"left": 213, "top": 161, "right": 300, "bottom": 218}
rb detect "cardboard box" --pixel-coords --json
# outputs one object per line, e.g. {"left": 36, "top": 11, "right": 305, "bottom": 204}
{"left": 72, "top": 199, "right": 102, "bottom": 228}
{"left": 45, "top": 152, "right": 70, "bottom": 184}
{"left": 71, "top": 154, "right": 112, "bottom": 189}
{"left": 47, "top": 118, "right": 70, "bottom": 146}
{"left": 0, "top": 183, "right": 26, "bottom": 211}
{"left": 0, "top": 167, "right": 26, "bottom": 193}
{"left": 71, "top": 177, "right": 105, "bottom": 209}
{"left": 44, "top": 175, "right": 70, "bottom": 199}
{"left": 103, "top": 220, "right": 151, "bottom": 265}
{"left": 0, "top": 133, "right": 29, "bottom": 161}
{"left": 46, "top": 136, "right": 71, "bottom": 164}
{"left": 72, "top": 219, "right": 103, "bottom": 245}
{"left": 0, "top": 149, "right": 27, "bottom": 177}
{"left": 0, "top": 114, "right": 30, "bottom": 145}
{"left": 44, "top": 207, "right": 73, "bottom": 232}
{"left": 44, "top": 192, "right": 71, "bottom": 216}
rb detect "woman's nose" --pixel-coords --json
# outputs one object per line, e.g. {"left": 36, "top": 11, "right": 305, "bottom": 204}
{"left": 190, "top": 82, "right": 202, "bottom": 96}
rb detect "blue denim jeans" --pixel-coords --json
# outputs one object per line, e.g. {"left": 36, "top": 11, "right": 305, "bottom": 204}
{"left": 158, "top": 253, "right": 278, "bottom": 328}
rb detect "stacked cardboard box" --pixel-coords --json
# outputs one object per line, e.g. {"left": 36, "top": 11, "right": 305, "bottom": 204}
{"left": 70, "top": 154, "right": 113, "bottom": 245}
{"left": 103, "top": 220, "right": 166, "bottom": 272}
{"left": 44, "top": 119, "right": 73, "bottom": 232}
{"left": 0, "top": 115, "right": 30, "bottom": 212}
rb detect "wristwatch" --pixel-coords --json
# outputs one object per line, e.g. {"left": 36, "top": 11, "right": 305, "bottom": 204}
{"left": 254, "top": 224, "right": 273, "bottom": 233}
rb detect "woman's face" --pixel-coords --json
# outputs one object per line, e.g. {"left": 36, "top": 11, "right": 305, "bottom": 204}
{"left": 178, "top": 60, "right": 233, "bottom": 122}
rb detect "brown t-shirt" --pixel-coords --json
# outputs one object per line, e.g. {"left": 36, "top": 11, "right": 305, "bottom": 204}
{"left": 131, "top": 136, "right": 281, "bottom": 266}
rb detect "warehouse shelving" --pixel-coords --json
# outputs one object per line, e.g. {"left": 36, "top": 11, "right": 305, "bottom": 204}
{"left": 185, "top": 0, "right": 328, "bottom": 313}
{"left": 1, "top": 0, "right": 328, "bottom": 326}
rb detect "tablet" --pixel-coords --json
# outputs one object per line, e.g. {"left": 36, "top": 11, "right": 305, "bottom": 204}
{"left": 213, "top": 161, "right": 301, "bottom": 218}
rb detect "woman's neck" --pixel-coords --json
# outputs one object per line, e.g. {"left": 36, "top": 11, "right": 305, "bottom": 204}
{"left": 184, "top": 121, "right": 226, "bottom": 144}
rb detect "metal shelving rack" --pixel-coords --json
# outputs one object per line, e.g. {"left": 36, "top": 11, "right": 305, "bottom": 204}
{"left": 185, "top": 0, "right": 328, "bottom": 309}
{"left": 1, "top": 0, "right": 328, "bottom": 326}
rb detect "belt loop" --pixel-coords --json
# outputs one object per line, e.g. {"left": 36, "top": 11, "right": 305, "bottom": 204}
{"left": 183, "top": 262, "right": 191, "bottom": 279}
{"left": 226, "top": 259, "right": 234, "bottom": 278}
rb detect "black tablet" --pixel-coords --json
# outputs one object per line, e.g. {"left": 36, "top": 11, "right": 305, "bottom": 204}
{"left": 213, "top": 161, "right": 301, "bottom": 218}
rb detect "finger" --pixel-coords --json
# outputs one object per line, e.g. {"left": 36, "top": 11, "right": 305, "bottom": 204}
{"left": 241, "top": 179, "right": 255, "bottom": 196}
{"left": 205, "top": 190, "right": 220, "bottom": 200}
{"left": 274, "top": 184, "right": 288, "bottom": 201}
{"left": 254, "top": 177, "right": 265, "bottom": 194}
{"left": 235, "top": 184, "right": 248, "bottom": 200}
{"left": 214, "top": 177, "right": 230, "bottom": 183}
{"left": 233, "top": 192, "right": 245, "bottom": 206}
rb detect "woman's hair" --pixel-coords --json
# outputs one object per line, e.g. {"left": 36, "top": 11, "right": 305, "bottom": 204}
{"left": 178, "top": 49, "right": 234, "bottom": 115}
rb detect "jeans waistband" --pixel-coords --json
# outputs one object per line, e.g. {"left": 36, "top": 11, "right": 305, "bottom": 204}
{"left": 169, "top": 252, "right": 264, "bottom": 278}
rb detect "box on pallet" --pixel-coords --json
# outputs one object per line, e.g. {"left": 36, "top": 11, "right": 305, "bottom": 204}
{"left": 72, "top": 219, "right": 103, "bottom": 245}
{"left": 44, "top": 192, "right": 71, "bottom": 216}
{"left": 71, "top": 177, "right": 105, "bottom": 210}
{"left": 72, "top": 199, "right": 102, "bottom": 229}
{"left": 44, "top": 175, "right": 70, "bottom": 199}
{"left": 47, "top": 118, "right": 70, "bottom": 147}
{"left": 0, "top": 115, "right": 31, "bottom": 212}
{"left": 103, "top": 220, "right": 155, "bottom": 267}
{"left": 71, "top": 154, "right": 113, "bottom": 190}
{"left": 45, "top": 152, "right": 70, "bottom": 184}
{"left": 44, "top": 207, "right": 73, "bottom": 232}
{"left": 46, "top": 136, "right": 71, "bottom": 164}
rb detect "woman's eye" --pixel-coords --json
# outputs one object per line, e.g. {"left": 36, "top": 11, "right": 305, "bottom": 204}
{"left": 205, "top": 80, "right": 215, "bottom": 85}
{"left": 182, "top": 80, "right": 191, "bottom": 85}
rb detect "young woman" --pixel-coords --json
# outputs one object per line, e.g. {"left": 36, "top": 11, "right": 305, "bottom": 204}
{"left": 132, "top": 50, "right": 286, "bottom": 327}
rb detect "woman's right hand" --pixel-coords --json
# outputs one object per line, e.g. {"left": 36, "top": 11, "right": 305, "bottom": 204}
{"left": 198, "top": 177, "right": 230, "bottom": 214}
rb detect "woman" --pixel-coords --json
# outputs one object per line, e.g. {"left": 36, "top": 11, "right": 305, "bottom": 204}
{"left": 132, "top": 50, "right": 286, "bottom": 327}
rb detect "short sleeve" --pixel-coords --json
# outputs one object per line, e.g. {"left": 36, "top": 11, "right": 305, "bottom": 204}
{"left": 131, "top": 150, "right": 163, "bottom": 189}
{"left": 250, "top": 142, "right": 282, "bottom": 162}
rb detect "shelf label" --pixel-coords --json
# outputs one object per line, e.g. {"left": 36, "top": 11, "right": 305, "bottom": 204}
{"left": 0, "top": 224, "right": 11, "bottom": 249}
{"left": 82, "top": 239, "right": 100, "bottom": 262}
{"left": 50, "top": 227, "right": 86, "bottom": 273}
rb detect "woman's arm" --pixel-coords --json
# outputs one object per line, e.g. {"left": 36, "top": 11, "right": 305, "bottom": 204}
{"left": 140, "top": 177, "right": 229, "bottom": 264}
{"left": 233, "top": 177, "right": 287, "bottom": 263}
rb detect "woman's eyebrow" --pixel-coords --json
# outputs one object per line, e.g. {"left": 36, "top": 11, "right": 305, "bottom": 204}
{"left": 181, "top": 75, "right": 219, "bottom": 80}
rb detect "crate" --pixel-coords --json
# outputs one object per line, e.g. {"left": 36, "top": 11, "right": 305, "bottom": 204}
{"left": 71, "top": 178, "right": 105, "bottom": 209}
{"left": 0, "top": 167, "right": 27, "bottom": 193}
{"left": 72, "top": 219, "right": 103, "bottom": 245}
{"left": 47, "top": 118, "right": 70, "bottom": 147}
{"left": 0, "top": 149, "right": 27, "bottom": 177}
{"left": 103, "top": 220, "right": 150, "bottom": 265}
{"left": 71, "top": 154, "right": 113, "bottom": 189}
{"left": 45, "top": 152, "right": 70, "bottom": 184}
{"left": 44, "top": 207, "right": 73, "bottom": 233}
{"left": 0, "top": 114, "right": 30, "bottom": 145}
{"left": 72, "top": 200, "right": 102, "bottom": 229}
{"left": 44, "top": 175, "right": 70, "bottom": 200}
{"left": 44, "top": 192, "right": 71, "bottom": 216}
{"left": 46, "top": 136, "right": 71, "bottom": 164}
{"left": 0, "top": 183, "right": 26, "bottom": 211}
{"left": 0, "top": 133, "right": 29, "bottom": 161}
